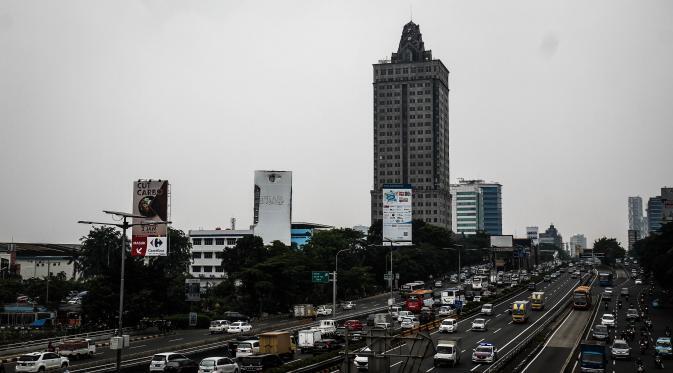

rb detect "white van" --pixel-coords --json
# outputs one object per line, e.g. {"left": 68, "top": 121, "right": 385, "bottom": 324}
{"left": 389, "top": 306, "right": 402, "bottom": 319}
{"left": 209, "top": 320, "right": 230, "bottom": 334}
{"left": 235, "top": 340, "right": 260, "bottom": 358}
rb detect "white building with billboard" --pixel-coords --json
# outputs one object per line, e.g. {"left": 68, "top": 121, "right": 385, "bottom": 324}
{"left": 252, "top": 170, "right": 292, "bottom": 245}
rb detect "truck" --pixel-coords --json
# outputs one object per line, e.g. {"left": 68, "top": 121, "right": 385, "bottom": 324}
{"left": 316, "top": 305, "right": 332, "bottom": 316}
{"left": 57, "top": 338, "right": 95, "bottom": 359}
{"left": 579, "top": 341, "right": 607, "bottom": 372}
{"left": 258, "top": 332, "right": 295, "bottom": 361}
{"left": 511, "top": 301, "right": 531, "bottom": 323}
{"left": 531, "top": 292, "right": 545, "bottom": 311}
{"left": 313, "top": 319, "right": 336, "bottom": 335}
{"left": 297, "top": 329, "right": 321, "bottom": 354}
{"left": 293, "top": 304, "right": 316, "bottom": 318}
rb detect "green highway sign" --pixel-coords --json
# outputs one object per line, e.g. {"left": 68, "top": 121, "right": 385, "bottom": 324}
{"left": 312, "top": 271, "right": 330, "bottom": 284}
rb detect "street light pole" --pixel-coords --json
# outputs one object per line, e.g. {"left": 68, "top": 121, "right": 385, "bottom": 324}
{"left": 383, "top": 237, "right": 395, "bottom": 306}
{"left": 333, "top": 248, "right": 350, "bottom": 318}
{"left": 78, "top": 211, "right": 169, "bottom": 373}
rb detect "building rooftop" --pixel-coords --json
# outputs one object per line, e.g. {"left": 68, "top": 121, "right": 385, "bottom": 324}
{"left": 0, "top": 243, "right": 81, "bottom": 256}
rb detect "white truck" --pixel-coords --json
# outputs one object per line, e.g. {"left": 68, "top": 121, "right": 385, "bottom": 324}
{"left": 293, "top": 304, "right": 317, "bottom": 318}
{"left": 57, "top": 338, "right": 95, "bottom": 359}
{"left": 313, "top": 319, "right": 336, "bottom": 334}
{"left": 298, "top": 329, "right": 322, "bottom": 354}
{"left": 316, "top": 305, "right": 332, "bottom": 316}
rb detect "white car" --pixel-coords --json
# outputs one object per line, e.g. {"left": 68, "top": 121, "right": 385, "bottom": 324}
{"left": 316, "top": 306, "right": 332, "bottom": 316}
{"left": 438, "top": 306, "right": 454, "bottom": 316}
{"left": 438, "top": 318, "right": 458, "bottom": 333}
{"left": 480, "top": 303, "right": 493, "bottom": 316}
{"left": 150, "top": 353, "right": 187, "bottom": 372}
{"left": 471, "top": 318, "right": 487, "bottom": 331}
{"left": 354, "top": 347, "right": 370, "bottom": 370}
{"left": 235, "top": 340, "right": 260, "bottom": 358}
{"left": 397, "top": 310, "right": 413, "bottom": 322}
{"left": 209, "top": 320, "right": 230, "bottom": 334}
{"left": 473, "top": 295, "right": 482, "bottom": 303}
{"left": 227, "top": 321, "right": 252, "bottom": 333}
{"left": 15, "top": 352, "right": 69, "bottom": 372}
{"left": 343, "top": 301, "right": 356, "bottom": 310}
{"left": 435, "top": 280, "right": 443, "bottom": 288}
{"left": 601, "top": 314, "right": 615, "bottom": 327}
{"left": 635, "top": 278, "right": 642, "bottom": 285}
{"left": 390, "top": 306, "right": 402, "bottom": 319}
{"left": 400, "top": 317, "right": 419, "bottom": 329}
{"left": 198, "top": 356, "right": 239, "bottom": 373}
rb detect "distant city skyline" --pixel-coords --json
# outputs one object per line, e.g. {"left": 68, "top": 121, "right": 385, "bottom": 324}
{"left": 1, "top": 1, "right": 672, "bottom": 247}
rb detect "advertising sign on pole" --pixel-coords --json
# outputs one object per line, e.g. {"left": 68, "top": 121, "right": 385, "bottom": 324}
{"left": 382, "top": 184, "right": 412, "bottom": 246}
{"left": 131, "top": 180, "right": 169, "bottom": 257}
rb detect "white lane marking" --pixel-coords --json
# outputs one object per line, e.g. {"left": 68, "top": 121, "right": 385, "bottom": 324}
{"left": 168, "top": 338, "right": 183, "bottom": 342}
{"left": 390, "top": 361, "right": 402, "bottom": 367}
{"left": 426, "top": 368, "right": 434, "bottom": 372}
{"left": 285, "top": 359, "right": 301, "bottom": 364}
{"left": 520, "top": 308, "right": 575, "bottom": 373}
{"left": 476, "top": 338, "right": 485, "bottom": 344}
{"left": 470, "top": 363, "right": 482, "bottom": 371}
{"left": 129, "top": 344, "right": 147, "bottom": 349}
{"left": 495, "top": 313, "right": 502, "bottom": 317}
{"left": 462, "top": 349, "right": 466, "bottom": 353}
{"left": 493, "top": 328, "right": 502, "bottom": 334}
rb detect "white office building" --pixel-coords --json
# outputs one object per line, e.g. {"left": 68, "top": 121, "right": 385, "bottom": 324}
{"left": 253, "top": 170, "right": 292, "bottom": 245}
{"left": 450, "top": 182, "right": 483, "bottom": 235}
{"left": 188, "top": 229, "right": 253, "bottom": 290}
{"left": 569, "top": 234, "right": 587, "bottom": 257}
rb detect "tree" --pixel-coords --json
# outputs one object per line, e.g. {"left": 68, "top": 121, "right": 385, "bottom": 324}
{"left": 592, "top": 237, "right": 626, "bottom": 264}
{"left": 633, "top": 222, "right": 673, "bottom": 290}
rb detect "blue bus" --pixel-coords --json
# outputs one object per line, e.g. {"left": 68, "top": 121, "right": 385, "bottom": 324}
{"left": 598, "top": 272, "right": 613, "bottom": 286}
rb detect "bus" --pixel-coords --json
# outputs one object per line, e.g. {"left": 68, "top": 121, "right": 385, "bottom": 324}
{"left": 573, "top": 286, "right": 592, "bottom": 310}
{"left": 404, "top": 289, "right": 434, "bottom": 313}
{"left": 598, "top": 272, "right": 613, "bottom": 287}
{"left": 440, "top": 288, "right": 465, "bottom": 309}
{"left": 472, "top": 276, "right": 483, "bottom": 290}
{"left": 400, "top": 282, "right": 425, "bottom": 299}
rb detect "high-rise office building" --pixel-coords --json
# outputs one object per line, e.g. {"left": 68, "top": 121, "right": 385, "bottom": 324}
{"left": 569, "top": 234, "right": 587, "bottom": 257}
{"left": 628, "top": 196, "right": 644, "bottom": 250}
{"left": 647, "top": 196, "right": 664, "bottom": 234}
{"left": 370, "top": 22, "right": 451, "bottom": 230}
{"left": 539, "top": 224, "right": 563, "bottom": 250}
{"left": 450, "top": 179, "right": 502, "bottom": 235}
{"left": 661, "top": 187, "right": 673, "bottom": 226}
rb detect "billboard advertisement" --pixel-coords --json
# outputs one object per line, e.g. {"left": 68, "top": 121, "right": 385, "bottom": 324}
{"left": 490, "top": 235, "right": 513, "bottom": 248}
{"left": 382, "top": 184, "right": 412, "bottom": 246}
{"left": 131, "top": 180, "right": 169, "bottom": 257}
{"left": 253, "top": 171, "right": 292, "bottom": 245}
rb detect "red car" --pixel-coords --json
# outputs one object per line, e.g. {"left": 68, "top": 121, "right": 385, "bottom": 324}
{"left": 343, "top": 319, "right": 364, "bottom": 331}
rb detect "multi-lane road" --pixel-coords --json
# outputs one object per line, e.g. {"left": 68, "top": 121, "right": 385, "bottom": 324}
{"left": 385, "top": 271, "right": 584, "bottom": 373}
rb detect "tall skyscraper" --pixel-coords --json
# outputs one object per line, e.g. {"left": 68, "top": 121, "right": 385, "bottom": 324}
{"left": 450, "top": 179, "right": 502, "bottom": 235}
{"left": 647, "top": 196, "right": 664, "bottom": 234}
{"left": 628, "top": 196, "right": 644, "bottom": 250}
{"left": 370, "top": 22, "right": 451, "bottom": 230}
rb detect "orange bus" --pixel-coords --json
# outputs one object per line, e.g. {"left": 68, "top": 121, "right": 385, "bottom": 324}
{"left": 573, "top": 285, "right": 592, "bottom": 310}
{"left": 404, "top": 289, "right": 434, "bottom": 313}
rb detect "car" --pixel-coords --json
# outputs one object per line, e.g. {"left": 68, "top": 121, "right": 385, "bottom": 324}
{"left": 198, "top": 356, "right": 239, "bottom": 373}
{"left": 165, "top": 358, "right": 199, "bottom": 373}
{"left": 343, "top": 320, "right": 364, "bottom": 331}
{"left": 434, "top": 280, "right": 443, "bottom": 288}
{"left": 227, "top": 321, "right": 252, "bottom": 333}
{"left": 610, "top": 339, "right": 631, "bottom": 359}
{"left": 482, "top": 290, "right": 493, "bottom": 297}
{"left": 150, "top": 353, "right": 188, "bottom": 372}
{"left": 480, "top": 304, "right": 493, "bottom": 316}
{"left": 592, "top": 324, "right": 610, "bottom": 341}
{"left": 316, "top": 305, "right": 332, "bottom": 316}
{"left": 600, "top": 314, "right": 615, "bottom": 327}
{"left": 438, "top": 318, "right": 458, "bottom": 333}
{"left": 14, "top": 352, "right": 69, "bottom": 372}
{"left": 438, "top": 306, "right": 454, "bottom": 316}
{"left": 343, "top": 301, "right": 356, "bottom": 310}
{"left": 397, "top": 310, "right": 413, "bottom": 322}
{"left": 635, "top": 278, "right": 642, "bottom": 285}
{"left": 235, "top": 340, "right": 260, "bottom": 358}
{"left": 620, "top": 288, "right": 629, "bottom": 297}
{"left": 400, "top": 317, "right": 419, "bottom": 329}
{"left": 626, "top": 308, "right": 639, "bottom": 320}
{"left": 389, "top": 306, "right": 402, "bottom": 318}
{"left": 655, "top": 337, "right": 672, "bottom": 357}
{"left": 238, "top": 354, "right": 283, "bottom": 372}
{"left": 354, "top": 347, "right": 370, "bottom": 371}
{"left": 312, "top": 339, "right": 342, "bottom": 354}
{"left": 472, "top": 342, "right": 497, "bottom": 363}
{"left": 209, "top": 320, "right": 231, "bottom": 334}
{"left": 471, "top": 318, "right": 487, "bottom": 331}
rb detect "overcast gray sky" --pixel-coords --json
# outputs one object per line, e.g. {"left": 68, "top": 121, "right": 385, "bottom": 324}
{"left": 2, "top": 0, "right": 672, "bottom": 247}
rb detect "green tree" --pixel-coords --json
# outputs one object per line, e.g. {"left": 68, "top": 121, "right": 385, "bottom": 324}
{"left": 592, "top": 237, "right": 626, "bottom": 264}
{"left": 633, "top": 222, "right": 673, "bottom": 290}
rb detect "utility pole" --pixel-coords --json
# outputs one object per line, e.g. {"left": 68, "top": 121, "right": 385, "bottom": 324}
{"left": 79, "top": 210, "right": 169, "bottom": 372}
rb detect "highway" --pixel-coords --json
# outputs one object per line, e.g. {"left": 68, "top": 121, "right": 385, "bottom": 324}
{"left": 385, "top": 271, "right": 583, "bottom": 373}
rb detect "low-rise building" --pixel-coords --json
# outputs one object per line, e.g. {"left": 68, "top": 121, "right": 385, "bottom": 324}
{"left": 0, "top": 243, "right": 80, "bottom": 280}
{"left": 188, "top": 229, "right": 254, "bottom": 290}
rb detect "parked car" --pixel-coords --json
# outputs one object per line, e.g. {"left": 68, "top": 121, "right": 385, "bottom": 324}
{"left": 165, "top": 358, "right": 199, "bottom": 373}
{"left": 227, "top": 321, "right": 252, "bottom": 333}
{"left": 238, "top": 354, "right": 283, "bottom": 372}
{"left": 198, "top": 356, "right": 239, "bottom": 373}
{"left": 150, "top": 353, "right": 188, "bottom": 372}
{"left": 471, "top": 318, "right": 487, "bottom": 331}
{"left": 14, "top": 352, "right": 69, "bottom": 372}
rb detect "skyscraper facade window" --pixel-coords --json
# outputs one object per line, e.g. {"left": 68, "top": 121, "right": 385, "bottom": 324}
{"left": 450, "top": 179, "right": 502, "bottom": 235}
{"left": 370, "top": 22, "right": 451, "bottom": 229}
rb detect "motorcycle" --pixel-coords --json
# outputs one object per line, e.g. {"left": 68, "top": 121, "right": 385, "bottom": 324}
{"left": 645, "top": 319, "right": 652, "bottom": 331}
{"left": 640, "top": 340, "right": 648, "bottom": 354}
{"left": 665, "top": 326, "right": 671, "bottom": 337}
{"left": 655, "top": 354, "right": 664, "bottom": 369}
